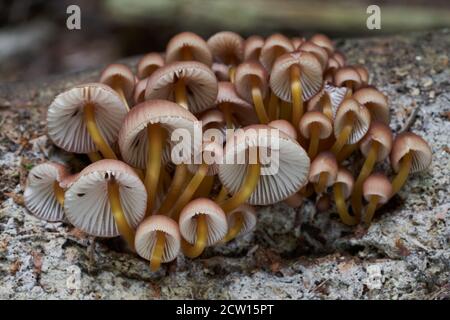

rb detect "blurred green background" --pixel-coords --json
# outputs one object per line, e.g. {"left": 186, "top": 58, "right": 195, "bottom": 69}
{"left": 1, "top": 0, "right": 449, "bottom": 82}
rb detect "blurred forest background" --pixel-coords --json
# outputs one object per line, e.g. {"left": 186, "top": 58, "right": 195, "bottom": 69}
{"left": 0, "top": 0, "right": 449, "bottom": 82}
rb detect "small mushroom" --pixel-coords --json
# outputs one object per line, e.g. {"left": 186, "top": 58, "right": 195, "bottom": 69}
{"left": 24, "top": 162, "right": 70, "bottom": 222}
{"left": 212, "top": 62, "right": 231, "bottom": 81}
{"left": 244, "top": 35, "right": 265, "bottom": 61}
{"left": 332, "top": 167, "right": 356, "bottom": 225}
{"left": 306, "top": 83, "right": 347, "bottom": 120}
{"left": 270, "top": 51, "right": 323, "bottom": 126}
{"left": 47, "top": 83, "right": 127, "bottom": 159}
{"left": 299, "top": 111, "right": 333, "bottom": 158}
{"left": 269, "top": 119, "right": 298, "bottom": 140}
{"left": 353, "top": 87, "right": 389, "bottom": 125}
{"left": 135, "top": 214, "right": 180, "bottom": 271}
{"left": 222, "top": 204, "right": 257, "bottom": 242}
{"left": 298, "top": 41, "right": 329, "bottom": 71}
{"left": 145, "top": 61, "right": 218, "bottom": 113}
{"left": 234, "top": 61, "right": 270, "bottom": 123}
{"left": 259, "top": 33, "right": 294, "bottom": 71}
{"left": 308, "top": 151, "right": 338, "bottom": 193}
{"left": 363, "top": 173, "right": 392, "bottom": 225}
{"left": 64, "top": 159, "right": 147, "bottom": 249}
{"left": 134, "top": 78, "right": 148, "bottom": 104}
{"left": 331, "top": 98, "right": 371, "bottom": 154}
{"left": 354, "top": 65, "right": 369, "bottom": 86}
{"left": 179, "top": 198, "right": 227, "bottom": 257}
{"left": 310, "top": 33, "right": 334, "bottom": 54}
{"left": 291, "top": 37, "right": 305, "bottom": 50}
{"left": 207, "top": 31, "right": 244, "bottom": 82}
{"left": 137, "top": 52, "right": 164, "bottom": 79}
{"left": 100, "top": 63, "right": 135, "bottom": 111}
{"left": 351, "top": 122, "right": 393, "bottom": 219}
{"left": 166, "top": 32, "right": 212, "bottom": 66}
{"left": 334, "top": 66, "right": 362, "bottom": 96}
{"left": 390, "top": 132, "right": 432, "bottom": 196}
{"left": 332, "top": 51, "right": 346, "bottom": 67}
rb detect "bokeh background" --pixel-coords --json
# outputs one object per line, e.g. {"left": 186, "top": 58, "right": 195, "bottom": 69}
{"left": 1, "top": 0, "right": 449, "bottom": 82}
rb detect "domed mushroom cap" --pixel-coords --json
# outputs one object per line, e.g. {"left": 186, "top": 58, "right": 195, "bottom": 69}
{"left": 299, "top": 111, "right": 332, "bottom": 139}
{"left": 306, "top": 84, "right": 347, "bottom": 118}
{"left": 207, "top": 31, "right": 244, "bottom": 64}
{"left": 234, "top": 61, "right": 269, "bottom": 103}
{"left": 179, "top": 198, "right": 228, "bottom": 246}
{"left": 360, "top": 122, "right": 393, "bottom": 161}
{"left": 363, "top": 173, "right": 393, "bottom": 204}
{"left": 334, "top": 66, "right": 362, "bottom": 89}
{"left": 47, "top": 83, "right": 127, "bottom": 154}
{"left": 166, "top": 32, "right": 212, "bottom": 66}
{"left": 353, "top": 87, "right": 389, "bottom": 125}
{"left": 187, "top": 142, "right": 223, "bottom": 176}
{"left": 308, "top": 151, "right": 338, "bottom": 187}
{"left": 137, "top": 53, "right": 164, "bottom": 79}
{"left": 334, "top": 167, "right": 354, "bottom": 199}
{"left": 270, "top": 51, "right": 323, "bottom": 103}
{"left": 215, "top": 81, "right": 258, "bottom": 126}
{"left": 390, "top": 132, "right": 432, "bottom": 173}
{"left": 134, "top": 78, "right": 148, "bottom": 104}
{"left": 259, "top": 33, "right": 294, "bottom": 71}
{"left": 310, "top": 33, "right": 334, "bottom": 54}
{"left": 332, "top": 51, "right": 346, "bottom": 67}
{"left": 64, "top": 160, "right": 147, "bottom": 237}
{"left": 334, "top": 98, "right": 371, "bottom": 144}
{"left": 227, "top": 204, "right": 257, "bottom": 238}
{"left": 59, "top": 173, "right": 80, "bottom": 189}
{"left": 200, "top": 109, "right": 225, "bottom": 129}
{"left": 291, "top": 37, "right": 305, "bottom": 50}
{"left": 298, "top": 41, "right": 329, "bottom": 70}
{"left": 269, "top": 119, "right": 297, "bottom": 140}
{"left": 326, "top": 57, "right": 341, "bottom": 73}
{"left": 244, "top": 35, "right": 265, "bottom": 61}
{"left": 118, "top": 99, "right": 200, "bottom": 169}
{"left": 100, "top": 63, "right": 135, "bottom": 100}
{"left": 354, "top": 65, "right": 369, "bottom": 85}
{"left": 219, "top": 124, "right": 310, "bottom": 205}
{"left": 212, "top": 63, "right": 230, "bottom": 81}
{"left": 145, "top": 61, "right": 218, "bottom": 114}
{"left": 24, "top": 162, "right": 69, "bottom": 222}
{"left": 135, "top": 215, "right": 180, "bottom": 263}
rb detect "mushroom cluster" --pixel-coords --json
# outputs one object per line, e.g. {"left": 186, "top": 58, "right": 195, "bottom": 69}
{"left": 25, "top": 31, "right": 432, "bottom": 271}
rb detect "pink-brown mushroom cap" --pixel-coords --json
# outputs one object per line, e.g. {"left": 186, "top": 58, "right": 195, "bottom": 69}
{"left": 334, "top": 167, "right": 354, "bottom": 199}
{"left": 99, "top": 63, "right": 135, "bottom": 100}
{"left": 269, "top": 119, "right": 298, "bottom": 140}
{"left": 137, "top": 53, "right": 164, "bottom": 79}
{"left": 308, "top": 151, "right": 338, "bottom": 187}
{"left": 390, "top": 132, "right": 432, "bottom": 173}
{"left": 299, "top": 111, "right": 333, "bottom": 139}
{"left": 359, "top": 122, "right": 393, "bottom": 161}
{"left": 259, "top": 33, "right": 294, "bottom": 71}
{"left": 244, "top": 35, "right": 265, "bottom": 61}
{"left": 207, "top": 31, "right": 244, "bottom": 64}
{"left": 166, "top": 32, "right": 212, "bottom": 66}
{"left": 334, "top": 98, "right": 371, "bottom": 144}
{"left": 353, "top": 87, "right": 389, "bottom": 125}
{"left": 234, "top": 61, "right": 269, "bottom": 103}
{"left": 363, "top": 173, "right": 393, "bottom": 204}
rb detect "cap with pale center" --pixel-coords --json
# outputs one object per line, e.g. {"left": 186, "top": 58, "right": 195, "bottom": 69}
{"left": 259, "top": 33, "right": 294, "bottom": 71}
{"left": 234, "top": 61, "right": 269, "bottom": 103}
{"left": 24, "top": 162, "right": 69, "bottom": 222}
{"left": 390, "top": 132, "right": 432, "bottom": 173}
{"left": 353, "top": 87, "right": 389, "bottom": 125}
{"left": 244, "top": 35, "right": 265, "bottom": 61}
{"left": 179, "top": 198, "right": 228, "bottom": 246}
{"left": 360, "top": 122, "right": 393, "bottom": 161}
{"left": 135, "top": 215, "right": 180, "bottom": 263}
{"left": 299, "top": 111, "right": 332, "bottom": 139}
{"left": 47, "top": 83, "right": 127, "bottom": 154}
{"left": 64, "top": 159, "right": 147, "bottom": 237}
{"left": 363, "top": 173, "right": 393, "bottom": 204}
{"left": 308, "top": 151, "right": 338, "bottom": 187}
{"left": 334, "top": 167, "right": 354, "bottom": 199}
{"left": 137, "top": 53, "right": 164, "bottom": 79}
{"left": 219, "top": 124, "right": 310, "bottom": 205}
{"left": 270, "top": 51, "right": 323, "bottom": 103}
{"left": 118, "top": 99, "right": 200, "bottom": 169}
{"left": 145, "top": 61, "right": 218, "bottom": 114}
{"left": 166, "top": 32, "right": 212, "bottom": 66}
{"left": 227, "top": 204, "right": 257, "bottom": 238}
{"left": 100, "top": 63, "right": 135, "bottom": 101}
{"left": 207, "top": 31, "right": 244, "bottom": 64}
{"left": 334, "top": 98, "right": 371, "bottom": 144}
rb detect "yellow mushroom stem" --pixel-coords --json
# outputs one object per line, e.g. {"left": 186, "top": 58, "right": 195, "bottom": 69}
{"left": 229, "top": 67, "right": 236, "bottom": 83}
{"left": 158, "top": 164, "right": 188, "bottom": 215}
{"left": 314, "top": 172, "right": 329, "bottom": 193}
{"left": 215, "top": 185, "right": 229, "bottom": 203}
{"left": 88, "top": 152, "right": 102, "bottom": 163}
{"left": 150, "top": 231, "right": 165, "bottom": 271}
{"left": 268, "top": 91, "right": 279, "bottom": 120}
{"left": 181, "top": 46, "right": 194, "bottom": 60}
{"left": 279, "top": 100, "right": 292, "bottom": 122}
{"left": 345, "top": 81, "right": 353, "bottom": 97}
{"left": 333, "top": 183, "right": 357, "bottom": 226}
{"left": 112, "top": 83, "right": 130, "bottom": 112}
{"left": 308, "top": 123, "right": 321, "bottom": 159}
{"left": 194, "top": 175, "right": 215, "bottom": 198}
{"left": 337, "top": 143, "right": 358, "bottom": 163}
{"left": 331, "top": 112, "right": 355, "bottom": 155}
{"left": 222, "top": 212, "right": 244, "bottom": 243}
{"left": 107, "top": 179, "right": 135, "bottom": 250}
{"left": 220, "top": 102, "right": 235, "bottom": 129}
{"left": 84, "top": 103, "right": 117, "bottom": 159}
{"left": 250, "top": 77, "right": 269, "bottom": 124}
{"left": 220, "top": 161, "right": 261, "bottom": 213}
{"left": 169, "top": 163, "right": 209, "bottom": 221}
{"left": 53, "top": 182, "right": 65, "bottom": 206}
{"left": 174, "top": 78, "right": 188, "bottom": 109}
{"left": 181, "top": 214, "right": 208, "bottom": 258}
{"left": 364, "top": 195, "right": 381, "bottom": 226}
{"left": 300, "top": 183, "right": 314, "bottom": 197}
{"left": 290, "top": 64, "right": 303, "bottom": 126}
{"left": 322, "top": 95, "right": 333, "bottom": 120}
{"left": 351, "top": 142, "right": 380, "bottom": 220}
{"left": 145, "top": 124, "right": 164, "bottom": 216}
{"left": 391, "top": 152, "right": 413, "bottom": 196}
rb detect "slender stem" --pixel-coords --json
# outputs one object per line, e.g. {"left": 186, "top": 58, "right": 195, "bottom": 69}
{"left": 87, "top": 152, "right": 102, "bottom": 163}
{"left": 113, "top": 84, "right": 130, "bottom": 112}
{"left": 220, "top": 103, "right": 235, "bottom": 129}
{"left": 108, "top": 179, "right": 135, "bottom": 250}
{"left": 215, "top": 185, "right": 229, "bottom": 203}
{"left": 391, "top": 152, "right": 412, "bottom": 196}
{"left": 181, "top": 214, "right": 208, "bottom": 258}
{"left": 314, "top": 172, "right": 329, "bottom": 193}
{"left": 251, "top": 77, "right": 269, "bottom": 124}
{"left": 229, "top": 66, "right": 236, "bottom": 83}
{"left": 279, "top": 100, "right": 292, "bottom": 122}
{"left": 333, "top": 184, "right": 357, "bottom": 225}
{"left": 331, "top": 112, "right": 354, "bottom": 155}
{"left": 351, "top": 142, "right": 379, "bottom": 221}
{"left": 53, "top": 182, "right": 65, "bottom": 206}
{"left": 150, "top": 231, "right": 165, "bottom": 271}
{"left": 194, "top": 175, "right": 214, "bottom": 198}
{"left": 364, "top": 195, "right": 380, "bottom": 226}
{"left": 299, "top": 183, "right": 314, "bottom": 197}
{"left": 345, "top": 81, "right": 353, "bottom": 97}
{"left": 158, "top": 164, "right": 188, "bottom": 215}
{"left": 308, "top": 123, "right": 321, "bottom": 159}
{"left": 337, "top": 143, "right": 358, "bottom": 163}
{"left": 145, "top": 124, "right": 164, "bottom": 216}
{"left": 222, "top": 212, "right": 244, "bottom": 243}
{"left": 174, "top": 78, "right": 188, "bottom": 109}
{"left": 84, "top": 103, "right": 117, "bottom": 159}
{"left": 290, "top": 64, "right": 303, "bottom": 126}
{"left": 322, "top": 95, "right": 333, "bottom": 120}
{"left": 268, "top": 91, "right": 279, "bottom": 120}
{"left": 181, "top": 46, "right": 193, "bottom": 60}
{"left": 169, "top": 163, "right": 209, "bottom": 221}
